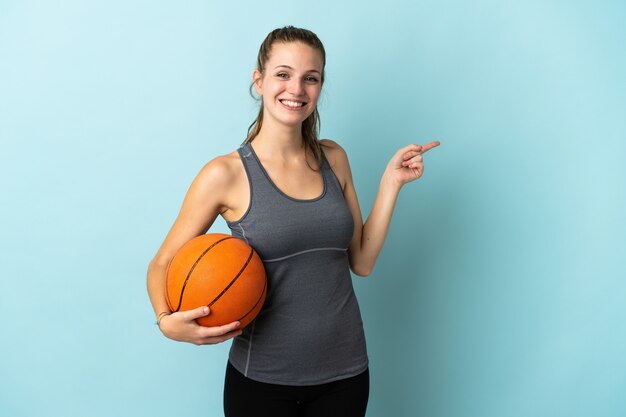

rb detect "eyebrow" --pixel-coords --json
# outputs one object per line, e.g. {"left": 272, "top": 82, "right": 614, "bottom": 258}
{"left": 273, "top": 65, "right": 321, "bottom": 74}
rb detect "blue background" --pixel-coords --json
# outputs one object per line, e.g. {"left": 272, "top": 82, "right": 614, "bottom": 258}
{"left": 1, "top": 1, "right": 625, "bottom": 416}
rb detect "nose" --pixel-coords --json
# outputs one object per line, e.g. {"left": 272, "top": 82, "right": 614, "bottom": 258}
{"left": 287, "top": 78, "right": 305, "bottom": 96}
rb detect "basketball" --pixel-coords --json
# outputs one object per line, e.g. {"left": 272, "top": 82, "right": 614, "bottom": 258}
{"left": 165, "top": 233, "right": 267, "bottom": 329}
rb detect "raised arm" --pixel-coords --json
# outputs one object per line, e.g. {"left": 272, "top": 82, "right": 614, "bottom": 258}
{"left": 322, "top": 139, "right": 440, "bottom": 277}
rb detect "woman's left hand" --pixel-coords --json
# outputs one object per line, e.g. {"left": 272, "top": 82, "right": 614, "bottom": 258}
{"left": 385, "top": 141, "right": 441, "bottom": 188}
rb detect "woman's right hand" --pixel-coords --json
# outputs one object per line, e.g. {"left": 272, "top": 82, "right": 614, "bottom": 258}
{"left": 158, "top": 306, "right": 242, "bottom": 345}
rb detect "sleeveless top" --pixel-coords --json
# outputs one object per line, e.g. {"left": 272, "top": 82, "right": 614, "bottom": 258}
{"left": 225, "top": 141, "right": 369, "bottom": 386}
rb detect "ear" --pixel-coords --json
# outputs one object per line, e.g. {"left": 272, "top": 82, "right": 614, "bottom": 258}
{"left": 252, "top": 69, "right": 263, "bottom": 96}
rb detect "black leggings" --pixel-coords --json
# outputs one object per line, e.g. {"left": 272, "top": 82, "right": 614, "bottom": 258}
{"left": 223, "top": 361, "right": 369, "bottom": 417}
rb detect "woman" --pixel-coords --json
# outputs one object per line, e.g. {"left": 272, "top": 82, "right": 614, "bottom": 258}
{"left": 146, "top": 25, "right": 439, "bottom": 417}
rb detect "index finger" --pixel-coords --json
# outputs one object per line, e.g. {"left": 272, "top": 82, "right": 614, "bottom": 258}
{"left": 419, "top": 141, "right": 441, "bottom": 154}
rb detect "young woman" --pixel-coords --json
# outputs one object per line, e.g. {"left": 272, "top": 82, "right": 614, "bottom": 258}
{"left": 146, "top": 26, "right": 440, "bottom": 417}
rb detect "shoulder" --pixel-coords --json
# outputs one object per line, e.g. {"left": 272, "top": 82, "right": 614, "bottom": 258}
{"left": 319, "top": 139, "right": 352, "bottom": 190}
{"left": 186, "top": 148, "right": 247, "bottom": 215}
{"left": 320, "top": 138, "right": 349, "bottom": 162}
{"left": 197, "top": 151, "right": 237, "bottom": 184}
{"left": 320, "top": 138, "right": 342, "bottom": 152}
{"left": 191, "top": 150, "right": 242, "bottom": 204}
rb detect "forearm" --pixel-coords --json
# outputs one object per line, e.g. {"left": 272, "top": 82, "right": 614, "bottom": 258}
{"left": 358, "top": 174, "right": 402, "bottom": 275}
{"left": 146, "top": 260, "right": 173, "bottom": 319}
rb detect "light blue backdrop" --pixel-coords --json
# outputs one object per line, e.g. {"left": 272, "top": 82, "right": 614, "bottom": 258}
{"left": 1, "top": 1, "right": 625, "bottom": 416}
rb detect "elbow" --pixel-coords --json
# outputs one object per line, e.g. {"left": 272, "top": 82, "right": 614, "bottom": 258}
{"left": 147, "top": 256, "right": 172, "bottom": 279}
{"left": 349, "top": 252, "right": 373, "bottom": 277}
{"left": 149, "top": 253, "right": 174, "bottom": 270}
{"left": 350, "top": 263, "right": 372, "bottom": 278}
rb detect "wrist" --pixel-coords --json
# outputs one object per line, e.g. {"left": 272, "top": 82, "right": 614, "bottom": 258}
{"left": 382, "top": 172, "right": 402, "bottom": 193}
{"left": 155, "top": 311, "right": 170, "bottom": 327}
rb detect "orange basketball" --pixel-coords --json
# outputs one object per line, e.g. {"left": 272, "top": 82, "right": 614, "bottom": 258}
{"left": 165, "top": 233, "right": 267, "bottom": 329}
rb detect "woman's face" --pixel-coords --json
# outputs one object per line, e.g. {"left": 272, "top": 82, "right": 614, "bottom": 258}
{"left": 253, "top": 41, "right": 323, "bottom": 128}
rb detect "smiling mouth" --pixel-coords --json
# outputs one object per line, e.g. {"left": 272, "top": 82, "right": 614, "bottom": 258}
{"left": 279, "top": 99, "right": 308, "bottom": 108}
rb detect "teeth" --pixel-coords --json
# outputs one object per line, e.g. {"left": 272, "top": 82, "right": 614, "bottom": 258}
{"left": 281, "top": 100, "right": 304, "bottom": 108}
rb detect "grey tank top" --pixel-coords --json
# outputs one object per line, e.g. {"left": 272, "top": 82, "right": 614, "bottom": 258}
{"left": 225, "top": 141, "right": 369, "bottom": 385}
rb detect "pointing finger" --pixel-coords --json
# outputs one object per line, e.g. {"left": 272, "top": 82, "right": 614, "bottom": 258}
{"left": 420, "top": 141, "right": 441, "bottom": 154}
{"left": 402, "top": 150, "right": 421, "bottom": 160}
{"left": 403, "top": 144, "right": 422, "bottom": 154}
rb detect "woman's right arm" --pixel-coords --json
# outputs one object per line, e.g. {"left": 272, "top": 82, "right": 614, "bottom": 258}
{"left": 146, "top": 155, "right": 242, "bottom": 345}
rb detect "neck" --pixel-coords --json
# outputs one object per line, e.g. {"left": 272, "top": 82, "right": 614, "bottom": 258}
{"left": 252, "top": 121, "right": 306, "bottom": 163}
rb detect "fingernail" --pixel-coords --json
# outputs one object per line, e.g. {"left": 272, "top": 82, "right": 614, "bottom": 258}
{"left": 235, "top": 322, "right": 241, "bottom": 328}
{"left": 203, "top": 307, "right": 209, "bottom": 314}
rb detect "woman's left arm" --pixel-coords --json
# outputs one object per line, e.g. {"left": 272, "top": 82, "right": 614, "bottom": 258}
{"left": 327, "top": 140, "right": 440, "bottom": 277}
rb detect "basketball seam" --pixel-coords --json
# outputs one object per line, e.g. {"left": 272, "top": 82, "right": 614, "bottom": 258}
{"left": 236, "top": 275, "right": 267, "bottom": 322}
{"left": 164, "top": 256, "right": 175, "bottom": 311}
{"left": 173, "top": 236, "right": 235, "bottom": 312}
{"left": 208, "top": 247, "right": 254, "bottom": 307}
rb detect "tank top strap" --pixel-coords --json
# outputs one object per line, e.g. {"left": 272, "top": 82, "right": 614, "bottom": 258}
{"left": 235, "top": 142, "right": 268, "bottom": 192}
{"left": 319, "top": 145, "right": 344, "bottom": 196}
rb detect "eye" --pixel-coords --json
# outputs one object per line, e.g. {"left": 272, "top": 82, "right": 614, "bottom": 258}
{"left": 276, "top": 73, "right": 318, "bottom": 83}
